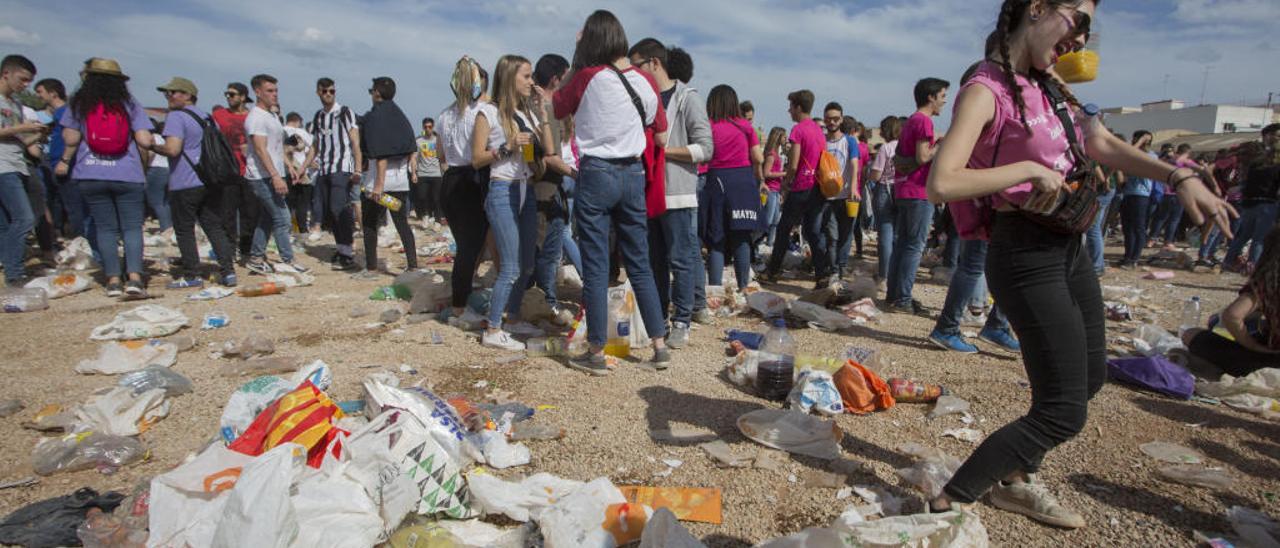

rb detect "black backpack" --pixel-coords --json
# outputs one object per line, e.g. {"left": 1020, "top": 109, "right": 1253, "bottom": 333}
{"left": 176, "top": 108, "right": 244, "bottom": 188}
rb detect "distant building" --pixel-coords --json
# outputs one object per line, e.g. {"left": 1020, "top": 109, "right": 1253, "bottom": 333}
{"left": 1103, "top": 99, "right": 1276, "bottom": 140}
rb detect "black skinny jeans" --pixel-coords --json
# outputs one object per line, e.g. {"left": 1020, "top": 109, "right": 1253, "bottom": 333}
{"left": 221, "top": 179, "right": 260, "bottom": 257}
{"left": 362, "top": 191, "right": 416, "bottom": 271}
{"left": 1120, "top": 195, "right": 1150, "bottom": 263}
{"left": 316, "top": 172, "right": 355, "bottom": 251}
{"left": 171, "top": 185, "right": 235, "bottom": 278}
{"left": 944, "top": 213, "right": 1106, "bottom": 503}
{"left": 440, "top": 166, "right": 488, "bottom": 308}
{"left": 413, "top": 175, "right": 443, "bottom": 220}
{"left": 287, "top": 180, "right": 313, "bottom": 234}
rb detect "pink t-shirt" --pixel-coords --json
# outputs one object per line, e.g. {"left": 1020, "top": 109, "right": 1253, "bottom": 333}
{"left": 765, "top": 152, "right": 784, "bottom": 192}
{"left": 894, "top": 112, "right": 936, "bottom": 200}
{"left": 951, "top": 61, "right": 1079, "bottom": 239}
{"left": 709, "top": 118, "right": 759, "bottom": 169}
{"left": 789, "top": 118, "right": 824, "bottom": 191}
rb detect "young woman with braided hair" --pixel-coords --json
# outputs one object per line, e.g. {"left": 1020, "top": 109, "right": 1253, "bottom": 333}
{"left": 926, "top": 0, "right": 1236, "bottom": 528}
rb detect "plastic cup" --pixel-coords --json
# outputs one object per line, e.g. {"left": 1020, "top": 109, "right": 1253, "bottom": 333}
{"left": 521, "top": 141, "right": 534, "bottom": 162}
{"left": 845, "top": 200, "right": 860, "bottom": 218}
{"left": 1055, "top": 50, "right": 1098, "bottom": 83}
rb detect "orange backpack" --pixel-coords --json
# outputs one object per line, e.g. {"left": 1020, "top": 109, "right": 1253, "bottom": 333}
{"left": 816, "top": 150, "right": 843, "bottom": 198}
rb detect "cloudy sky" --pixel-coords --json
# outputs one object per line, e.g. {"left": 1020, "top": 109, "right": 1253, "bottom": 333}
{"left": 4, "top": 0, "right": 1277, "bottom": 132}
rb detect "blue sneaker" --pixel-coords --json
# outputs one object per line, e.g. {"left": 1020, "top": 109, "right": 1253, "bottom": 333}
{"left": 165, "top": 277, "right": 204, "bottom": 290}
{"left": 929, "top": 330, "right": 978, "bottom": 354}
{"left": 979, "top": 327, "right": 1021, "bottom": 352}
{"left": 220, "top": 273, "right": 238, "bottom": 288}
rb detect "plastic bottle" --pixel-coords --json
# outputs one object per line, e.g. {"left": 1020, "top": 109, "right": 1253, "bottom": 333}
{"left": 605, "top": 288, "right": 633, "bottom": 358}
{"left": 756, "top": 354, "right": 795, "bottom": 401}
{"left": 526, "top": 337, "right": 568, "bottom": 357}
{"left": 888, "top": 378, "right": 948, "bottom": 403}
{"left": 761, "top": 318, "right": 796, "bottom": 356}
{"left": 1180, "top": 296, "right": 1202, "bottom": 336}
{"left": 364, "top": 189, "right": 403, "bottom": 212}
{"left": 725, "top": 329, "right": 764, "bottom": 350}
{"left": 237, "top": 282, "right": 285, "bottom": 297}
{"left": 1, "top": 287, "right": 48, "bottom": 312}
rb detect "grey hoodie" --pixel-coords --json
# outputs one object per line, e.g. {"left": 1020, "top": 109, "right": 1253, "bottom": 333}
{"left": 662, "top": 81, "right": 713, "bottom": 210}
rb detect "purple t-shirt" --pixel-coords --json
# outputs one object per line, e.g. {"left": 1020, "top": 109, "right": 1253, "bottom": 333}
{"left": 789, "top": 118, "right": 824, "bottom": 191}
{"left": 59, "top": 98, "right": 154, "bottom": 184}
{"left": 162, "top": 106, "right": 207, "bottom": 191}
{"left": 894, "top": 112, "right": 936, "bottom": 200}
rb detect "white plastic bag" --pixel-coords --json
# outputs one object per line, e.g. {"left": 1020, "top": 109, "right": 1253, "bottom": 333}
{"left": 737, "top": 409, "right": 843, "bottom": 460}
{"left": 75, "top": 340, "right": 178, "bottom": 375}
{"left": 1133, "top": 324, "right": 1183, "bottom": 357}
{"left": 725, "top": 350, "right": 779, "bottom": 387}
{"left": 219, "top": 376, "right": 293, "bottom": 440}
{"left": 639, "top": 507, "right": 705, "bottom": 548}
{"left": 1197, "top": 368, "right": 1280, "bottom": 399}
{"left": 896, "top": 443, "right": 964, "bottom": 498}
{"left": 747, "top": 291, "right": 788, "bottom": 318}
{"left": 538, "top": 477, "right": 628, "bottom": 548}
{"left": 74, "top": 386, "right": 169, "bottom": 436}
{"left": 147, "top": 444, "right": 264, "bottom": 548}
{"left": 465, "top": 472, "right": 584, "bottom": 522}
{"left": 341, "top": 408, "right": 475, "bottom": 520}
{"left": 469, "top": 430, "right": 531, "bottom": 469}
{"left": 25, "top": 273, "right": 91, "bottom": 299}
{"left": 56, "top": 237, "right": 96, "bottom": 271}
{"left": 787, "top": 371, "right": 845, "bottom": 416}
{"left": 291, "top": 471, "right": 384, "bottom": 548}
{"left": 90, "top": 305, "right": 189, "bottom": 341}
{"left": 267, "top": 270, "right": 315, "bottom": 288}
{"left": 210, "top": 444, "right": 305, "bottom": 548}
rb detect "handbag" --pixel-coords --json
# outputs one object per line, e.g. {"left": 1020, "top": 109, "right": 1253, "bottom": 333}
{"left": 610, "top": 67, "right": 667, "bottom": 218}
{"left": 1019, "top": 74, "right": 1101, "bottom": 234}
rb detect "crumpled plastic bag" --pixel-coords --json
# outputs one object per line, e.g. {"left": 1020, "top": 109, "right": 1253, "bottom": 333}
{"left": 0, "top": 488, "right": 124, "bottom": 548}
{"left": 788, "top": 370, "right": 845, "bottom": 416}
{"left": 32, "top": 431, "right": 148, "bottom": 476}
{"left": 219, "top": 376, "right": 293, "bottom": 440}
{"left": 74, "top": 386, "right": 170, "bottom": 436}
{"left": 25, "top": 273, "right": 91, "bottom": 299}
{"left": 291, "top": 468, "right": 384, "bottom": 548}
{"left": 559, "top": 264, "right": 583, "bottom": 289}
{"left": 210, "top": 444, "right": 305, "bottom": 548}
{"left": 1197, "top": 368, "right": 1280, "bottom": 399}
{"left": 76, "top": 340, "right": 178, "bottom": 375}
{"left": 1229, "top": 506, "right": 1280, "bottom": 548}
{"left": 539, "top": 477, "right": 630, "bottom": 548}
{"left": 90, "top": 305, "right": 188, "bottom": 341}
{"left": 789, "top": 301, "right": 854, "bottom": 332}
{"left": 747, "top": 291, "right": 788, "bottom": 318}
{"left": 737, "top": 409, "right": 843, "bottom": 460}
{"left": 1133, "top": 324, "right": 1184, "bottom": 357}
{"left": 55, "top": 237, "right": 97, "bottom": 271}
{"left": 267, "top": 263, "right": 315, "bottom": 287}
{"left": 841, "top": 298, "right": 882, "bottom": 324}
{"left": 118, "top": 365, "right": 193, "bottom": 397}
{"left": 638, "top": 507, "right": 705, "bottom": 548}
{"left": 896, "top": 443, "right": 964, "bottom": 498}
{"left": 470, "top": 429, "right": 531, "bottom": 469}
{"left": 146, "top": 444, "right": 258, "bottom": 548}
{"left": 759, "top": 506, "right": 988, "bottom": 548}
{"left": 725, "top": 350, "right": 779, "bottom": 388}
{"left": 227, "top": 381, "right": 346, "bottom": 468}
{"left": 466, "top": 472, "right": 584, "bottom": 522}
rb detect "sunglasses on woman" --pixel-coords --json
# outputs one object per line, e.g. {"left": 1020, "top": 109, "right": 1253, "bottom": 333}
{"left": 1057, "top": 7, "right": 1092, "bottom": 42}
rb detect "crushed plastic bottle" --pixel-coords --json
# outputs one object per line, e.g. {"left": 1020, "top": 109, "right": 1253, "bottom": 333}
{"left": 370, "top": 284, "right": 411, "bottom": 301}
{"left": 237, "top": 282, "right": 285, "bottom": 297}
{"left": 1, "top": 287, "right": 49, "bottom": 312}
{"left": 118, "top": 366, "right": 194, "bottom": 397}
{"left": 32, "top": 432, "right": 148, "bottom": 476}
{"left": 201, "top": 311, "right": 229, "bottom": 330}
{"left": 526, "top": 337, "right": 569, "bottom": 357}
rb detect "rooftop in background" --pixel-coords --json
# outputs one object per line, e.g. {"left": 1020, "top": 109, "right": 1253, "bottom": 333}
{"left": 1153, "top": 131, "right": 1260, "bottom": 154}
{"left": 1103, "top": 99, "right": 1277, "bottom": 140}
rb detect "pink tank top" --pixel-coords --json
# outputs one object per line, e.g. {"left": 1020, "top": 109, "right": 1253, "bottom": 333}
{"left": 951, "top": 61, "right": 1080, "bottom": 240}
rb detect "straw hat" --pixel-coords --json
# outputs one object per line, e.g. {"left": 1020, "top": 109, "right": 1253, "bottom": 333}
{"left": 83, "top": 58, "right": 129, "bottom": 80}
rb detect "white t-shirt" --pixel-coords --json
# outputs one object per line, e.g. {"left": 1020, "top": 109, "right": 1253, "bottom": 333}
{"left": 149, "top": 134, "right": 168, "bottom": 168}
{"left": 872, "top": 139, "right": 897, "bottom": 185}
{"left": 244, "top": 106, "right": 285, "bottom": 181}
{"left": 552, "top": 66, "right": 665, "bottom": 160}
{"left": 437, "top": 102, "right": 492, "bottom": 167}
{"left": 485, "top": 109, "right": 536, "bottom": 182}
{"left": 362, "top": 156, "right": 411, "bottom": 193}
{"left": 283, "top": 126, "right": 313, "bottom": 176}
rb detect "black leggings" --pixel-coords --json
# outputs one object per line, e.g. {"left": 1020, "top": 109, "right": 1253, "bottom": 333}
{"left": 1189, "top": 330, "right": 1280, "bottom": 378}
{"left": 362, "top": 191, "right": 416, "bottom": 271}
{"left": 440, "top": 167, "right": 488, "bottom": 307}
{"left": 287, "top": 181, "right": 313, "bottom": 233}
{"left": 944, "top": 213, "right": 1106, "bottom": 503}
{"left": 171, "top": 185, "right": 235, "bottom": 278}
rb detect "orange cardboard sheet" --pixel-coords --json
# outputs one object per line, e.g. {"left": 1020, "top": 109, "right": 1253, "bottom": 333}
{"left": 618, "top": 486, "right": 723, "bottom": 524}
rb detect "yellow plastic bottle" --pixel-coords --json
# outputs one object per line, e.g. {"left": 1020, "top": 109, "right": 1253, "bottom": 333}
{"left": 604, "top": 288, "right": 634, "bottom": 358}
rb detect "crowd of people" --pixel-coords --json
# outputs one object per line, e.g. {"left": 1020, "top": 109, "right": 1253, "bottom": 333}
{"left": 0, "top": 0, "right": 1277, "bottom": 532}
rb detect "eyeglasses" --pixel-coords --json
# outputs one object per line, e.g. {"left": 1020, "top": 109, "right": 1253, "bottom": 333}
{"left": 1057, "top": 7, "right": 1092, "bottom": 42}
{"left": 319, "top": 89, "right": 335, "bottom": 96}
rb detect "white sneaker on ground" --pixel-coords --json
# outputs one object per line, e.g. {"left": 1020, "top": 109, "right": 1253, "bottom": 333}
{"left": 482, "top": 330, "right": 526, "bottom": 351}
{"left": 988, "top": 475, "right": 1086, "bottom": 529}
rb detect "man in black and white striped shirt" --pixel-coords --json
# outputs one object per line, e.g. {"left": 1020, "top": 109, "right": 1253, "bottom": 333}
{"left": 303, "top": 77, "right": 362, "bottom": 270}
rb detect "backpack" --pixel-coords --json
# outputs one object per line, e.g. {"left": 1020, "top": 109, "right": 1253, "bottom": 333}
{"left": 84, "top": 103, "right": 130, "bottom": 156}
{"left": 176, "top": 108, "right": 243, "bottom": 188}
{"left": 816, "top": 149, "right": 843, "bottom": 198}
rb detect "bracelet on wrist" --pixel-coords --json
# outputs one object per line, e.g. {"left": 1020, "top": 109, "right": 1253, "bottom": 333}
{"left": 1171, "top": 173, "right": 1199, "bottom": 192}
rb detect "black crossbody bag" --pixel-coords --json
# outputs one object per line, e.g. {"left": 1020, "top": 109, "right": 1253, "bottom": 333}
{"left": 1019, "top": 74, "right": 1101, "bottom": 234}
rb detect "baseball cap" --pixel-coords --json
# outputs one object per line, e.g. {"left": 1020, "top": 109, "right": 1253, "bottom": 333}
{"left": 157, "top": 77, "right": 198, "bottom": 97}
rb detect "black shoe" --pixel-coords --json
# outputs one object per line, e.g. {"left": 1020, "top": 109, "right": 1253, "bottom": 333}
{"left": 105, "top": 282, "right": 123, "bottom": 297}
{"left": 650, "top": 348, "right": 671, "bottom": 370}
{"left": 333, "top": 254, "right": 357, "bottom": 271}
{"left": 567, "top": 352, "right": 612, "bottom": 376}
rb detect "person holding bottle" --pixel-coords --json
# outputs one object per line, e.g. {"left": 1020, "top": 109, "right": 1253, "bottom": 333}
{"left": 925, "top": 0, "right": 1234, "bottom": 528}
{"left": 355, "top": 76, "right": 418, "bottom": 277}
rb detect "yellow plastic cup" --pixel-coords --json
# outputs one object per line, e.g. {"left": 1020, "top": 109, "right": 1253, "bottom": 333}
{"left": 1055, "top": 50, "right": 1098, "bottom": 83}
{"left": 760, "top": 192, "right": 768, "bottom": 206}
{"left": 521, "top": 142, "right": 535, "bottom": 162}
{"left": 845, "top": 200, "right": 860, "bottom": 218}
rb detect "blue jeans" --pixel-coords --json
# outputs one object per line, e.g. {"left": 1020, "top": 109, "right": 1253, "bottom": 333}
{"left": 1199, "top": 212, "right": 1241, "bottom": 261}
{"left": 886, "top": 198, "right": 934, "bottom": 307}
{"left": 693, "top": 173, "right": 708, "bottom": 312}
{"left": 1086, "top": 188, "right": 1116, "bottom": 273}
{"left": 78, "top": 179, "right": 146, "bottom": 278}
{"left": 649, "top": 207, "right": 698, "bottom": 325}
{"left": 145, "top": 166, "right": 172, "bottom": 231}
{"left": 0, "top": 172, "right": 35, "bottom": 283}
{"left": 933, "top": 239, "right": 1009, "bottom": 336}
{"left": 248, "top": 178, "right": 295, "bottom": 262}
{"left": 823, "top": 200, "right": 857, "bottom": 274}
{"left": 758, "top": 190, "right": 780, "bottom": 247}
{"left": 486, "top": 180, "right": 537, "bottom": 328}
{"left": 575, "top": 157, "right": 667, "bottom": 346}
{"left": 1225, "top": 202, "right": 1279, "bottom": 266}
{"left": 869, "top": 182, "right": 896, "bottom": 280}
{"left": 1154, "top": 198, "right": 1184, "bottom": 242}
{"left": 708, "top": 229, "right": 752, "bottom": 291}
{"left": 765, "top": 187, "right": 829, "bottom": 280}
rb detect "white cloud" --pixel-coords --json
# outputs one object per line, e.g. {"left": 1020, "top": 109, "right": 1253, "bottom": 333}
{"left": 1171, "top": 0, "right": 1280, "bottom": 25}
{"left": 0, "top": 24, "right": 39, "bottom": 45}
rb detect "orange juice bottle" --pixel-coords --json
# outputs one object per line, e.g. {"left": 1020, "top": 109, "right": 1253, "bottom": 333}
{"left": 237, "top": 282, "right": 285, "bottom": 297}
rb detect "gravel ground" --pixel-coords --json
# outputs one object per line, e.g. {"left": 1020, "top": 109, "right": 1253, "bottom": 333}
{"left": 0, "top": 227, "right": 1274, "bottom": 547}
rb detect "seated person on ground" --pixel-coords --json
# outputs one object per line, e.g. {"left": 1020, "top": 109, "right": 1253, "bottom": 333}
{"left": 1182, "top": 226, "right": 1280, "bottom": 378}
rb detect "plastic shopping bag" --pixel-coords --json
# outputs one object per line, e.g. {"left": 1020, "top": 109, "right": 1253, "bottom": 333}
{"left": 90, "top": 305, "right": 189, "bottom": 341}
{"left": 228, "top": 381, "right": 345, "bottom": 468}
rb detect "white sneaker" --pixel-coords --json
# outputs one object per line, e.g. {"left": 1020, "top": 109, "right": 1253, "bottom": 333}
{"left": 506, "top": 321, "right": 546, "bottom": 338}
{"left": 307, "top": 231, "right": 322, "bottom": 243}
{"left": 482, "top": 330, "right": 526, "bottom": 351}
{"left": 988, "top": 475, "right": 1086, "bottom": 529}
